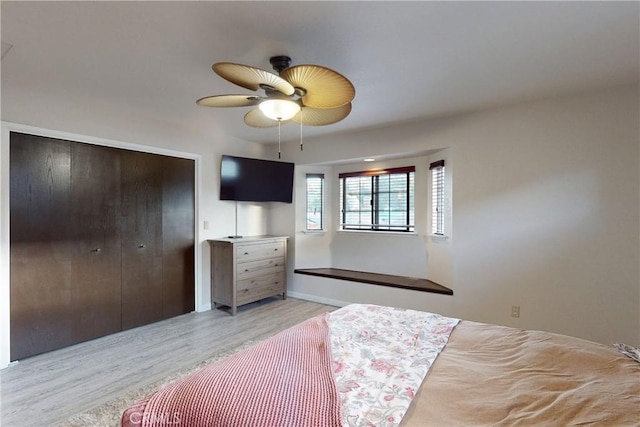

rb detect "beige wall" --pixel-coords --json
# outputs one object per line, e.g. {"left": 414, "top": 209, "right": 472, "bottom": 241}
{"left": 1, "top": 84, "right": 638, "bottom": 368}
{"left": 278, "top": 84, "right": 640, "bottom": 346}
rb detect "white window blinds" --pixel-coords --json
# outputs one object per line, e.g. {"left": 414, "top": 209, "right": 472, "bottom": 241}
{"left": 306, "top": 173, "right": 324, "bottom": 230}
{"left": 339, "top": 166, "right": 415, "bottom": 232}
{"left": 430, "top": 160, "right": 445, "bottom": 235}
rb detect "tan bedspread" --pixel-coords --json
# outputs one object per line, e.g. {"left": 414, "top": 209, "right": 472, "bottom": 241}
{"left": 401, "top": 321, "right": 640, "bottom": 426}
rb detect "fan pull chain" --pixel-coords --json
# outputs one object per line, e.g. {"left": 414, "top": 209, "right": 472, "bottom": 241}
{"left": 300, "top": 111, "right": 303, "bottom": 152}
{"left": 278, "top": 120, "right": 281, "bottom": 159}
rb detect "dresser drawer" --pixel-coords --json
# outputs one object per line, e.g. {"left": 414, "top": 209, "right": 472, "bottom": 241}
{"left": 237, "top": 257, "right": 285, "bottom": 280}
{"left": 236, "top": 271, "right": 286, "bottom": 305}
{"left": 236, "top": 241, "right": 285, "bottom": 262}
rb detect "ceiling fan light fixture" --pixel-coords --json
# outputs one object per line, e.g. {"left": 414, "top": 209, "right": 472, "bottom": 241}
{"left": 199, "top": 56, "right": 355, "bottom": 130}
{"left": 259, "top": 99, "right": 300, "bottom": 121}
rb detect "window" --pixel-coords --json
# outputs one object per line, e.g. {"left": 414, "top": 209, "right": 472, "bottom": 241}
{"left": 339, "top": 166, "right": 415, "bottom": 232}
{"left": 306, "top": 173, "right": 324, "bottom": 230}
{"left": 430, "top": 160, "right": 445, "bottom": 235}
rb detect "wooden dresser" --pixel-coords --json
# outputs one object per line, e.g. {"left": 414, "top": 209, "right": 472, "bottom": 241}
{"left": 208, "top": 236, "right": 288, "bottom": 315}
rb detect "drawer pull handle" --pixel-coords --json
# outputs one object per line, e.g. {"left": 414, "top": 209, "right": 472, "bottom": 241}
{"left": 244, "top": 252, "right": 249, "bottom": 255}
{"left": 244, "top": 269, "right": 249, "bottom": 272}
{"left": 139, "top": 244, "right": 146, "bottom": 248}
{"left": 92, "top": 248, "right": 101, "bottom": 253}
{"left": 273, "top": 248, "right": 278, "bottom": 251}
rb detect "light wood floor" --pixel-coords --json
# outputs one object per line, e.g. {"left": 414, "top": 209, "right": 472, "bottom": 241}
{"left": 0, "top": 298, "right": 335, "bottom": 427}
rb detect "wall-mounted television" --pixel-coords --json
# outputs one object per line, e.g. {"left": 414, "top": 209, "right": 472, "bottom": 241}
{"left": 220, "top": 155, "right": 295, "bottom": 203}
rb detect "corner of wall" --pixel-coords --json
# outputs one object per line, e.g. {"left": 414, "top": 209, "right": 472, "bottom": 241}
{"left": 1, "top": 122, "right": 12, "bottom": 368}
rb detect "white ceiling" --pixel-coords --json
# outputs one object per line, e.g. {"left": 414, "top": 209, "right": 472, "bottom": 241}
{"left": 1, "top": 1, "right": 638, "bottom": 144}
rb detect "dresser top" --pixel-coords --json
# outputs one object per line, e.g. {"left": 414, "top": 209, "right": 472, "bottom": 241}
{"left": 208, "top": 235, "right": 289, "bottom": 244}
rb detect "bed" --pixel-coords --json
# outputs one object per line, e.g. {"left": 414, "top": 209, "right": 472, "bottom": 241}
{"left": 121, "top": 304, "right": 640, "bottom": 427}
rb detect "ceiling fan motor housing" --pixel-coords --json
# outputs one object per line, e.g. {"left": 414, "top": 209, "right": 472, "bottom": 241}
{"left": 269, "top": 55, "right": 292, "bottom": 74}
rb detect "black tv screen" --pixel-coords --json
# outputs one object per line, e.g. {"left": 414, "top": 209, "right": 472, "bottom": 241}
{"left": 220, "top": 155, "right": 295, "bottom": 203}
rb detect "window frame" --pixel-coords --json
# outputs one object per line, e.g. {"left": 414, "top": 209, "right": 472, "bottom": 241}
{"left": 339, "top": 166, "right": 415, "bottom": 233}
{"left": 305, "top": 173, "right": 325, "bottom": 231}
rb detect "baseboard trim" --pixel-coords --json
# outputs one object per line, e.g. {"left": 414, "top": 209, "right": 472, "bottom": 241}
{"left": 287, "top": 291, "right": 349, "bottom": 308}
{"left": 197, "top": 302, "right": 212, "bottom": 312}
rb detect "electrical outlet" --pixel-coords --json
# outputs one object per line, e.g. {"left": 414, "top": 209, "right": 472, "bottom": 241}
{"left": 511, "top": 305, "right": 520, "bottom": 318}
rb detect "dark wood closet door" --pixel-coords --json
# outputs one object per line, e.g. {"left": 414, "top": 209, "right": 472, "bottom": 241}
{"left": 10, "top": 131, "right": 196, "bottom": 360}
{"left": 121, "top": 151, "right": 164, "bottom": 330}
{"left": 69, "top": 143, "right": 122, "bottom": 343}
{"left": 161, "top": 157, "right": 195, "bottom": 318}
{"left": 10, "top": 133, "right": 74, "bottom": 360}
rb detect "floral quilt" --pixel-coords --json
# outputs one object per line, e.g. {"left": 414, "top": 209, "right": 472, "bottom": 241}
{"left": 328, "top": 304, "right": 459, "bottom": 427}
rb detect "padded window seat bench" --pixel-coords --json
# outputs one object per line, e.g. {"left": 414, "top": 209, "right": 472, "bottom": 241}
{"left": 294, "top": 268, "right": 453, "bottom": 295}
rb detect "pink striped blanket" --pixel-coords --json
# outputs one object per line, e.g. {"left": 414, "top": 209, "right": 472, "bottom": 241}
{"left": 121, "top": 314, "right": 341, "bottom": 427}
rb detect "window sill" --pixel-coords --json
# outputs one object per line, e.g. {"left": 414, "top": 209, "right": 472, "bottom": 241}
{"left": 337, "top": 229, "right": 419, "bottom": 238}
{"left": 429, "top": 234, "right": 449, "bottom": 242}
{"left": 303, "top": 230, "right": 326, "bottom": 235}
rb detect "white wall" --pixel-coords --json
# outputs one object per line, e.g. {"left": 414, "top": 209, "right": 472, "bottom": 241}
{"left": 280, "top": 84, "right": 640, "bottom": 346}
{"left": 1, "top": 82, "right": 637, "bottom": 370}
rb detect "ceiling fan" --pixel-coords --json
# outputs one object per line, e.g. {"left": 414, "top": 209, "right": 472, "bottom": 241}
{"left": 196, "top": 55, "right": 355, "bottom": 128}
